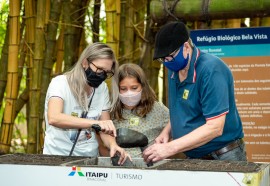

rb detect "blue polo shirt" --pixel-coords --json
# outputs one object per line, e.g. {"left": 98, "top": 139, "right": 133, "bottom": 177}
{"left": 167, "top": 46, "right": 244, "bottom": 158}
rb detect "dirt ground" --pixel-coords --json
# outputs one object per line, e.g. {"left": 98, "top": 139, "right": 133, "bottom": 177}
{"left": 0, "top": 153, "right": 263, "bottom": 173}
{"left": 154, "top": 159, "right": 261, "bottom": 172}
{"left": 0, "top": 153, "right": 88, "bottom": 166}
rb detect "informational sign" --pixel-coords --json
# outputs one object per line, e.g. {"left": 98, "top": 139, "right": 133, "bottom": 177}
{"left": 190, "top": 27, "right": 270, "bottom": 162}
{"left": 0, "top": 164, "right": 269, "bottom": 186}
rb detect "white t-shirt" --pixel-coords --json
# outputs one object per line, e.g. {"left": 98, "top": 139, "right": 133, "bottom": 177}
{"left": 43, "top": 75, "right": 111, "bottom": 156}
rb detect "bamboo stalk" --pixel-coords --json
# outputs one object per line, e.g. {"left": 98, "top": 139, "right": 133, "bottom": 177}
{"left": 79, "top": 31, "right": 87, "bottom": 55}
{"left": 210, "top": 20, "right": 225, "bottom": 28}
{"left": 0, "top": 0, "right": 21, "bottom": 154}
{"left": 45, "top": 0, "right": 50, "bottom": 25}
{"left": 24, "top": 1, "right": 36, "bottom": 148}
{"left": 93, "top": 0, "right": 101, "bottom": 42}
{"left": 105, "top": 0, "right": 121, "bottom": 58}
{"left": 226, "top": 19, "right": 241, "bottom": 28}
{"left": 133, "top": 0, "right": 146, "bottom": 63}
{"left": 62, "top": 0, "right": 85, "bottom": 71}
{"left": 119, "top": 0, "right": 126, "bottom": 59}
{"left": 38, "top": 0, "right": 62, "bottom": 153}
{"left": 250, "top": 18, "right": 260, "bottom": 27}
{"left": 261, "top": 17, "right": 270, "bottom": 26}
{"left": 123, "top": 0, "right": 134, "bottom": 64}
{"left": 25, "top": 0, "right": 36, "bottom": 45}
{"left": 0, "top": 18, "right": 9, "bottom": 108}
{"left": 27, "top": 0, "right": 46, "bottom": 153}
{"left": 150, "top": 0, "right": 270, "bottom": 23}
{"left": 54, "top": 28, "right": 64, "bottom": 75}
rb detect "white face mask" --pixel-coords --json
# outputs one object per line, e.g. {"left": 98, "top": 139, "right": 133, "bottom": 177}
{"left": 119, "top": 90, "right": 142, "bottom": 107}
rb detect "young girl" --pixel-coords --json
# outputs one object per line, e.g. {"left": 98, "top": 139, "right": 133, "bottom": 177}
{"left": 110, "top": 63, "right": 170, "bottom": 157}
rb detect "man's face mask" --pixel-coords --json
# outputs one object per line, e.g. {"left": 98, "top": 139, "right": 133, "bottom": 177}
{"left": 85, "top": 67, "right": 107, "bottom": 88}
{"left": 163, "top": 45, "right": 189, "bottom": 72}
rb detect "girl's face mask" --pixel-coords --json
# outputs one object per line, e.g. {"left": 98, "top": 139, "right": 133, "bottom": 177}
{"left": 119, "top": 90, "right": 142, "bottom": 107}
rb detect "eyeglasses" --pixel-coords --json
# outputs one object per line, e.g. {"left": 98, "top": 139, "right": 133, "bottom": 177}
{"left": 156, "top": 55, "right": 175, "bottom": 63}
{"left": 89, "top": 61, "right": 114, "bottom": 79}
{"left": 156, "top": 48, "right": 179, "bottom": 63}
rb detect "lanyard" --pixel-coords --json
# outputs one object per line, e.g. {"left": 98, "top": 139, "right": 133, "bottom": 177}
{"left": 69, "top": 88, "right": 98, "bottom": 156}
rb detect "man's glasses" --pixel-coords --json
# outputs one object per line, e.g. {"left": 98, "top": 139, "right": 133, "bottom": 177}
{"left": 89, "top": 61, "right": 114, "bottom": 79}
{"left": 156, "top": 48, "right": 179, "bottom": 63}
{"left": 156, "top": 55, "right": 175, "bottom": 63}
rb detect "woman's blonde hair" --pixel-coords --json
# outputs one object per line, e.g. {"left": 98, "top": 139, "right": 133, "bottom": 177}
{"left": 65, "top": 42, "right": 118, "bottom": 111}
{"left": 111, "top": 63, "right": 157, "bottom": 120}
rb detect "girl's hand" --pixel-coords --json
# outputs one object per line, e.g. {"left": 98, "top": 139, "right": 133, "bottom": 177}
{"left": 110, "top": 144, "right": 132, "bottom": 165}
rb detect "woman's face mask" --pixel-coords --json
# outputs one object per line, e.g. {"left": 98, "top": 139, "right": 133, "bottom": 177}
{"left": 85, "top": 67, "right": 107, "bottom": 88}
{"left": 119, "top": 90, "right": 142, "bottom": 107}
{"left": 163, "top": 45, "right": 189, "bottom": 72}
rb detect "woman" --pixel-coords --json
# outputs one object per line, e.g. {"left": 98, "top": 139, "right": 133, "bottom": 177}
{"left": 110, "top": 63, "right": 170, "bottom": 157}
{"left": 43, "top": 42, "right": 129, "bottom": 164}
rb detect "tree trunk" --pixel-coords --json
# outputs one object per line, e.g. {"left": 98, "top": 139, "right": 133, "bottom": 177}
{"left": 150, "top": 0, "right": 270, "bottom": 23}
{"left": 0, "top": 0, "right": 21, "bottom": 154}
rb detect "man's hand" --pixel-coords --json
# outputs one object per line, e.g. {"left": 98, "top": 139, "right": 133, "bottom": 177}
{"left": 155, "top": 132, "right": 170, "bottom": 144}
{"left": 143, "top": 143, "right": 173, "bottom": 163}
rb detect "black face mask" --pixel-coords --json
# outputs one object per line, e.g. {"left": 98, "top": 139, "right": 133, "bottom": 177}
{"left": 85, "top": 67, "right": 107, "bottom": 88}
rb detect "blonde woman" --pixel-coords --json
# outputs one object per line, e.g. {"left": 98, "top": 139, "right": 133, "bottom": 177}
{"left": 43, "top": 42, "right": 129, "bottom": 165}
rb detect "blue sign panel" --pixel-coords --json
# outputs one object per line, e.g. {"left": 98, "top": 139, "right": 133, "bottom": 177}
{"left": 190, "top": 27, "right": 270, "bottom": 57}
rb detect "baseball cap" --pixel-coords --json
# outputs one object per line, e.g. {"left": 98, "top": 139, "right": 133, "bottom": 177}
{"left": 153, "top": 21, "right": 189, "bottom": 60}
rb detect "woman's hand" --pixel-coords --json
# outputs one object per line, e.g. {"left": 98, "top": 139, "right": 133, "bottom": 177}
{"left": 97, "top": 120, "right": 117, "bottom": 137}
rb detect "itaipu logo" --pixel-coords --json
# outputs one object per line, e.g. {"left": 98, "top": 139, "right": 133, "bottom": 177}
{"left": 68, "top": 166, "right": 108, "bottom": 181}
{"left": 68, "top": 166, "right": 84, "bottom": 177}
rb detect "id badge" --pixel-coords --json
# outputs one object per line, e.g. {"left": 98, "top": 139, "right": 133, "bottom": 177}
{"left": 129, "top": 117, "right": 140, "bottom": 126}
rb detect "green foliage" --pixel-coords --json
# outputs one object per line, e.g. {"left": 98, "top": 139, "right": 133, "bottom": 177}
{"left": 11, "top": 111, "right": 27, "bottom": 153}
{"left": 85, "top": 0, "right": 106, "bottom": 43}
{"left": 0, "top": 100, "right": 4, "bottom": 122}
{"left": 0, "top": 0, "right": 9, "bottom": 54}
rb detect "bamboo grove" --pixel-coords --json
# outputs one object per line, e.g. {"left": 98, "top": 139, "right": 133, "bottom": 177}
{"left": 0, "top": 0, "right": 269, "bottom": 154}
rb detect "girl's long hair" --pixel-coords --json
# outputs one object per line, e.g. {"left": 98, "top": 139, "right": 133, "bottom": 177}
{"left": 111, "top": 63, "right": 157, "bottom": 120}
{"left": 65, "top": 42, "right": 118, "bottom": 111}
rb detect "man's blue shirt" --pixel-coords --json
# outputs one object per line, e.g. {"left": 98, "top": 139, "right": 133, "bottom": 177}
{"left": 167, "top": 46, "right": 244, "bottom": 158}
